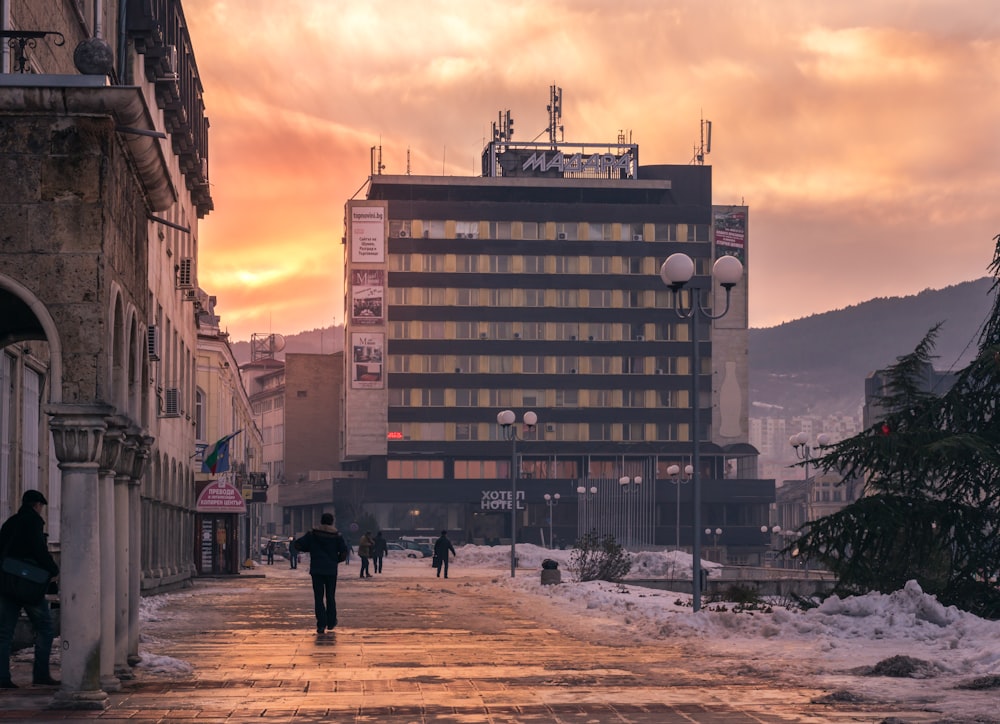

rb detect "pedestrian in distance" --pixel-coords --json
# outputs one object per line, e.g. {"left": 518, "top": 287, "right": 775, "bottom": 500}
{"left": 288, "top": 536, "right": 298, "bottom": 569}
{"left": 294, "top": 513, "right": 348, "bottom": 634}
{"left": 372, "top": 531, "right": 388, "bottom": 574}
{"left": 433, "top": 530, "right": 457, "bottom": 579}
{"left": 357, "top": 531, "right": 374, "bottom": 578}
{"left": 0, "top": 490, "right": 60, "bottom": 688}
{"left": 266, "top": 538, "right": 276, "bottom": 565}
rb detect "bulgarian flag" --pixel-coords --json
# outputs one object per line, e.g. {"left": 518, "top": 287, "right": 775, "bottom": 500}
{"left": 202, "top": 431, "right": 241, "bottom": 475}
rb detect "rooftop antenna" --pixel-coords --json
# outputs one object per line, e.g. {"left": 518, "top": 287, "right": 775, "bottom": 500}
{"left": 547, "top": 84, "right": 564, "bottom": 145}
{"left": 491, "top": 109, "right": 514, "bottom": 147}
{"left": 692, "top": 115, "right": 712, "bottom": 165}
{"left": 370, "top": 145, "right": 385, "bottom": 175}
{"left": 406, "top": 147, "right": 411, "bottom": 175}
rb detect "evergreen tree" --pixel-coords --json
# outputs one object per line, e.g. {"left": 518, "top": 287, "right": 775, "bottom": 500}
{"left": 795, "top": 235, "right": 1000, "bottom": 618}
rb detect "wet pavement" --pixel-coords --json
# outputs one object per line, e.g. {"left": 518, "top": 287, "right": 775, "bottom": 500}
{"left": 0, "top": 561, "right": 974, "bottom": 722}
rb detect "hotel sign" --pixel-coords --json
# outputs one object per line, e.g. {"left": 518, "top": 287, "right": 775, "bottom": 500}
{"left": 522, "top": 151, "right": 633, "bottom": 174}
{"left": 481, "top": 489, "right": 525, "bottom": 511}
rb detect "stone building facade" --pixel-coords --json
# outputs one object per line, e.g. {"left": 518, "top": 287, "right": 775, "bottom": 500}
{"left": 1, "top": 0, "right": 211, "bottom": 708}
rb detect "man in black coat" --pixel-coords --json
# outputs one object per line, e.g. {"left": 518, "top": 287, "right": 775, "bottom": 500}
{"left": 0, "top": 490, "right": 60, "bottom": 688}
{"left": 294, "top": 514, "right": 348, "bottom": 634}
{"left": 433, "top": 530, "right": 457, "bottom": 579}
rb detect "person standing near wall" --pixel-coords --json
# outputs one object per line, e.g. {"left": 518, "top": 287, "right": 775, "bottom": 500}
{"left": 357, "top": 531, "right": 374, "bottom": 579}
{"left": 294, "top": 514, "right": 348, "bottom": 634}
{"left": 372, "top": 531, "right": 388, "bottom": 574}
{"left": 0, "top": 490, "right": 60, "bottom": 688}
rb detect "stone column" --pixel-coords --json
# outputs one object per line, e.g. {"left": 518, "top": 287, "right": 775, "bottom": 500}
{"left": 112, "top": 437, "right": 136, "bottom": 680}
{"left": 127, "top": 437, "right": 153, "bottom": 666}
{"left": 97, "top": 422, "right": 126, "bottom": 692}
{"left": 46, "top": 405, "right": 113, "bottom": 710}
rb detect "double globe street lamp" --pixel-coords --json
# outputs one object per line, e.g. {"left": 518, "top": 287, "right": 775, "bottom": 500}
{"left": 660, "top": 252, "right": 743, "bottom": 612}
{"left": 666, "top": 464, "right": 693, "bottom": 551}
{"left": 618, "top": 475, "right": 642, "bottom": 548}
{"left": 497, "top": 409, "right": 537, "bottom": 578}
{"left": 789, "top": 432, "right": 831, "bottom": 479}
{"left": 543, "top": 493, "right": 560, "bottom": 549}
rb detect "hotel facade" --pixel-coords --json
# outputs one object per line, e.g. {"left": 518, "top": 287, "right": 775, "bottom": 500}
{"left": 341, "top": 138, "right": 773, "bottom": 561}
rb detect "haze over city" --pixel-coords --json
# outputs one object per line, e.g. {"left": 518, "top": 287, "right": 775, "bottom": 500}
{"left": 184, "top": 1, "right": 999, "bottom": 342}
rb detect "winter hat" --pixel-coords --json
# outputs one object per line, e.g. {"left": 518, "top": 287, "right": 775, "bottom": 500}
{"left": 22, "top": 489, "right": 47, "bottom": 506}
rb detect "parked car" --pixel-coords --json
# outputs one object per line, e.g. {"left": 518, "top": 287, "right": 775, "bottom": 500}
{"left": 390, "top": 540, "right": 432, "bottom": 558}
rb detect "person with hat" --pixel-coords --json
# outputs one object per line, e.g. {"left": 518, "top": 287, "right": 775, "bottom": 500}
{"left": 0, "top": 490, "right": 60, "bottom": 688}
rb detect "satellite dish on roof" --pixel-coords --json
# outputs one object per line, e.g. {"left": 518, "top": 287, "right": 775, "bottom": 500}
{"left": 269, "top": 334, "right": 286, "bottom": 353}
{"left": 251, "top": 332, "right": 287, "bottom": 361}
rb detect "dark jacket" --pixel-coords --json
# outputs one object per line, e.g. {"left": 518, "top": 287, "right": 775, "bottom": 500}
{"left": 294, "top": 524, "right": 347, "bottom": 576}
{"left": 372, "top": 533, "right": 388, "bottom": 557}
{"left": 0, "top": 503, "right": 59, "bottom": 578}
{"left": 433, "top": 535, "right": 456, "bottom": 562}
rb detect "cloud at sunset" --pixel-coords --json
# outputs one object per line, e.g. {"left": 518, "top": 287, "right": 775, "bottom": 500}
{"left": 184, "top": 0, "right": 1000, "bottom": 340}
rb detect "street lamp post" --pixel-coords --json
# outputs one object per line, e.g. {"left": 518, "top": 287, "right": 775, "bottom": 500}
{"left": 705, "top": 527, "right": 723, "bottom": 559}
{"left": 760, "top": 524, "right": 781, "bottom": 566}
{"left": 660, "top": 252, "right": 743, "bottom": 612}
{"left": 666, "top": 464, "right": 693, "bottom": 551}
{"left": 497, "top": 409, "right": 537, "bottom": 578}
{"left": 617, "top": 476, "right": 642, "bottom": 549}
{"left": 789, "top": 432, "right": 831, "bottom": 479}
{"left": 543, "top": 493, "right": 560, "bottom": 548}
{"left": 576, "top": 485, "right": 598, "bottom": 536}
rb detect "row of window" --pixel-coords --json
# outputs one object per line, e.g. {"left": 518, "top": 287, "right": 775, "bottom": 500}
{"left": 389, "top": 388, "right": 686, "bottom": 408}
{"left": 387, "top": 286, "right": 699, "bottom": 310}
{"left": 388, "top": 253, "right": 710, "bottom": 275}
{"left": 386, "top": 421, "right": 686, "bottom": 443}
{"left": 390, "top": 220, "right": 712, "bottom": 243}
{"left": 389, "top": 321, "right": 686, "bottom": 342}
{"left": 387, "top": 355, "right": 701, "bottom": 375}
{"left": 387, "top": 457, "right": 713, "bottom": 480}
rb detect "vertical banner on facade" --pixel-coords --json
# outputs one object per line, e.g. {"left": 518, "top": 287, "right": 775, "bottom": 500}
{"left": 714, "top": 209, "right": 746, "bottom": 263}
{"left": 351, "top": 269, "right": 384, "bottom": 325}
{"left": 351, "top": 205, "right": 385, "bottom": 263}
{"left": 351, "top": 332, "right": 384, "bottom": 389}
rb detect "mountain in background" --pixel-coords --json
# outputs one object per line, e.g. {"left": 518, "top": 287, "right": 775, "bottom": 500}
{"left": 749, "top": 277, "right": 993, "bottom": 419}
{"left": 229, "top": 277, "right": 994, "bottom": 421}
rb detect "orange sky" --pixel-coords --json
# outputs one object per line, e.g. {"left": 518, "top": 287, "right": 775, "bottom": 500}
{"left": 183, "top": 0, "right": 1000, "bottom": 342}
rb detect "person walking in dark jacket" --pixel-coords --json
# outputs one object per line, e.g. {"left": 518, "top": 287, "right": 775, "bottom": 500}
{"left": 372, "top": 531, "right": 388, "bottom": 574}
{"left": 0, "top": 490, "right": 60, "bottom": 688}
{"left": 294, "top": 514, "right": 348, "bottom": 633}
{"left": 433, "top": 530, "right": 457, "bottom": 579}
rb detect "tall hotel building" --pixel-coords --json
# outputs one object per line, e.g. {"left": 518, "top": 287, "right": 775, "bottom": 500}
{"left": 342, "top": 131, "right": 773, "bottom": 559}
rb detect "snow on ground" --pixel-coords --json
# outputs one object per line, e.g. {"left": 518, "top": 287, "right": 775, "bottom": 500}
{"left": 133, "top": 542, "right": 1000, "bottom": 719}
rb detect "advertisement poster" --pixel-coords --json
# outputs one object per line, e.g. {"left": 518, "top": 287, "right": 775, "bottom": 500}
{"left": 351, "top": 205, "right": 385, "bottom": 263}
{"left": 714, "top": 209, "right": 746, "bottom": 261}
{"left": 351, "top": 332, "right": 384, "bottom": 389}
{"left": 351, "top": 269, "right": 384, "bottom": 325}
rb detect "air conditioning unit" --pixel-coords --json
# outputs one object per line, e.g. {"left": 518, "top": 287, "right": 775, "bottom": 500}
{"left": 422, "top": 230, "right": 431, "bottom": 238}
{"left": 513, "top": 332, "right": 521, "bottom": 339}
{"left": 456, "top": 232, "right": 465, "bottom": 239}
{"left": 655, "top": 368, "right": 664, "bottom": 375}
{"left": 146, "top": 326, "right": 161, "bottom": 361}
{"left": 557, "top": 232, "right": 567, "bottom": 240}
{"left": 569, "top": 335, "right": 577, "bottom": 341}
{"left": 635, "top": 335, "right": 645, "bottom": 341}
{"left": 398, "top": 229, "right": 409, "bottom": 238}
{"left": 455, "top": 367, "right": 462, "bottom": 373}
{"left": 176, "top": 257, "right": 194, "bottom": 289}
{"left": 570, "top": 368, "right": 578, "bottom": 374}
{"left": 588, "top": 335, "right": 594, "bottom": 341}
{"left": 163, "top": 387, "right": 180, "bottom": 417}
{"left": 181, "top": 288, "right": 198, "bottom": 302}
{"left": 632, "top": 234, "right": 643, "bottom": 241}
{"left": 545, "top": 424, "right": 556, "bottom": 433}
{"left": 480, "top": 333, "right": 488, "bottom": 339}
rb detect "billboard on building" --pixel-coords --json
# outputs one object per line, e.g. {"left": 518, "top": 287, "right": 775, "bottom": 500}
{"left": 351, "top": 269, "right": 384, "bottom": 325}
{"left": 714, "top": 209, "right": 746, "bottom": 262}
{"left": 351, "top": 332, "right": 384, "bottom": 389}
{"left": 350, "top": 205, "right": 385, "bottom": 263}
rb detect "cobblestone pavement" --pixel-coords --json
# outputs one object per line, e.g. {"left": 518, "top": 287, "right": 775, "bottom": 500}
{"left": 0, "top": 562, "right": 976, "bottom": 722}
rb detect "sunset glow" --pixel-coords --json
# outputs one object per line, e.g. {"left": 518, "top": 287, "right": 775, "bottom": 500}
{"left": 184, "top": 0, "right": 999, "bottom": 340}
